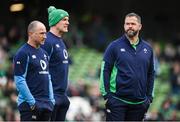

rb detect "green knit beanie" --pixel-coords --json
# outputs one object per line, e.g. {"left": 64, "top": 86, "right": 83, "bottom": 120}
{"left": 48, "top": 6, "right": 69, "bottom": 27}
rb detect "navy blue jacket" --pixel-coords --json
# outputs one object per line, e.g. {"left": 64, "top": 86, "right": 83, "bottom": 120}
{"left": 100, "top": 35, "right": 155, "bottom": 102}
{"left": 14, "top": 43, "right": 54, "bottom": 111}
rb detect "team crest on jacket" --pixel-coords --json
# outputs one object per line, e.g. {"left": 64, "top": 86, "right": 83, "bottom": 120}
{"left": 120, "top": 48, "right": 126, "bottom": 52}
{"left": 32, "top": 55, "right": 36, "bottom": 59}
{"left": 143, "top": 48, "right": 147, "bottom": 53}
{"left": 44, "top": 54, "right": 48, "bottom": 60}
{"left": 56, "top": 44, "right": 60, "bottom": 48}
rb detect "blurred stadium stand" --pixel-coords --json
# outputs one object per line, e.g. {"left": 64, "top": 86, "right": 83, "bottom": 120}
{"left": 0, "top": 0, "right": 180, "bottom": 121}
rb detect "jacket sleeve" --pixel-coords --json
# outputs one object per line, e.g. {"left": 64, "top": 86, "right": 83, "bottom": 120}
{"left": 147, "top": 49, "right": 155, "bottom": 103}
{"left": 48, "top": 74, "right": 55, "bottom": 105}
{"left": 100, "top": 43, "right": 116, "bottom": 99}
{"left": 14, "top": 52, "right": 35, "bottom": 106}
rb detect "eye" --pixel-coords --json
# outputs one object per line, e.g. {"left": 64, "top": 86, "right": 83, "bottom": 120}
{"left": 39, "top": 32, "right": 46, "bottom": 35}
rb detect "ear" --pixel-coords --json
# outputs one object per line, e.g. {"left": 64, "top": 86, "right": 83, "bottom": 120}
{"left": 139, "top": 24, "right": 142, "bottom": 30}
{"left": 28, "top": 32, "right": 33, "bottom": 36}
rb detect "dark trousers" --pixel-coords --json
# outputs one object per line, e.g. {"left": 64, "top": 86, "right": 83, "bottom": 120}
{"left": 51, "top": 95, "right": 70, "bottom": 121}
{"left": 105, "top": 97, "right": 150, "bottom": 121}
{"left": 18, "top": 102, "right": 52, "bottom": 121}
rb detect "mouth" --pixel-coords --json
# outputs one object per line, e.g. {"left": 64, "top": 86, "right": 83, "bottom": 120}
{"left": 42, "top": 39, "right": 45, "bottom": 42}
{"left": 64, "top": 27, "right": 68, "bottom": 31}
{"left": 127, "top": 29, "right": 134, "bottom": 33}
{"left": 64, "top": 25, "right": 69, "bottom": 28}
{"left": 126, "top": 29, "right": 138, "bottom": 38}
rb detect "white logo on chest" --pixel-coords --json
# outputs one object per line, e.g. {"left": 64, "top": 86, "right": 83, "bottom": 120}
{"left": 16, "top": 61, "right": 21, "bottom": 64}
{"left": 120, "top": 48, "right": 126, "bottom": 52}
{"left": 63, "top": 49, "right": 68, "bottom": 59}
{"left": 44, "top": 54, "right": 48, "bottom": 60}
{"left": 56, "top": 44, "right": 60, "bottom": 48}
{"left": 40, "top": 60, "right": 47, "bottom": 70}
{"left": 32, "top": 55, "right": 36, "bottom": 59}
{"left": 143, "top": 48, "right": 147, "bottom": 53}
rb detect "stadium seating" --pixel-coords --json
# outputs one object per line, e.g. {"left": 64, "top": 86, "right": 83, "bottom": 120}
{"left": 68, "top": 46, "right": 102, "bottom": 84}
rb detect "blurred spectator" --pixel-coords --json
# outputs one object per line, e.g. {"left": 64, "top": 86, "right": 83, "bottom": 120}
{"left": 158, "top": 97, "right": 177, "bottom": 121}
{"left": 163, "top": 43, "right": 176, "bottom": 62}
{"left": 153, "top": 42, "right": 161, "bottom": 76}
{"left": 8, "top": 25, "right": 21, "bottom": 45}
{"left": 169, "top": 61, "right": 180, "bottom": 94}
{"left": 66, "top": 96, "right": 92, "bottom": 121}
{"left": 84, "top": 15, "right": 110, "bottom": 51}
{"left": 0, "top": 35, "right": 9, "bottom": 52}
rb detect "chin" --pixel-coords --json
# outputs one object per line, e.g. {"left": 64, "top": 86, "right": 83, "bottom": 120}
{"left": 41, "top": 42, "right": 45, "bottom": 45}
{"left": 127, "top": 34, "right": 135, "bottom": 38}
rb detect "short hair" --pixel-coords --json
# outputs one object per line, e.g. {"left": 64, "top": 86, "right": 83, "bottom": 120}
{"left": 125, "top": 12, "right": 141, "bottom": 24}
{"left": 27, "top": 20, "right": 40, "bottom": 33}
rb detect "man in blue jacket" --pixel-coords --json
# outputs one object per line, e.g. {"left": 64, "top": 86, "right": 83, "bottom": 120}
{"left": 100, "top": 12, "right": 155, "bottom": 121}
{"left": 41, "top": 6, "right": 70, "bottom": 121}
{"left": 14, "top": 20, "right": 55, "bottom": 121}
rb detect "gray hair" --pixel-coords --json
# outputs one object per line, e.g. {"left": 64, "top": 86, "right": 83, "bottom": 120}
{"left": 27, "top": 20, "right": 41, "bottom": 33}
{"left": 125, "top": 12, "right": 141, "bottom": 24}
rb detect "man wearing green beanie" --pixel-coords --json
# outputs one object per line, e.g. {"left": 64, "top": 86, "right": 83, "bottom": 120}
{"left": 41, "top": 6, "right": 70, "bottom": 121}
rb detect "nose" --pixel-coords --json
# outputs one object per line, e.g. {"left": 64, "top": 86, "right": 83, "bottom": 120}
{"left": 128, "top": 24, "right": 133, "bottom": 28}
{"left": 43, "top": 33, "right": 47, "bottom": 39}
{"left": 66, "top": 20, "right": 69, "bottom": 25}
